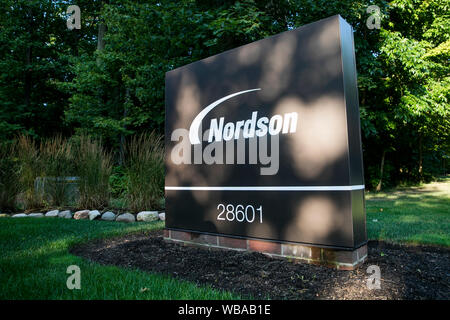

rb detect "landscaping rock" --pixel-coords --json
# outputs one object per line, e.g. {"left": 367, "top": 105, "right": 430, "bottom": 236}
{"left": 89, "top": 210, "right": 101, "bottom": 220}
{"left": 58, "top": 210, "right": 72, "bottom": 219}
{"left": 45, "top": 210, "right": 59, "bottom": 218}
{"left": 0, "top": 213, "right": 10, "bottom": 218}
{"left": 116, "top": 213, "right": 136, "bottom": 223}
{"left": 28, "top": 213, "right": 44, "bottom": 218}
{"left": 12, "top": 213, "right": 27, "bottom": 218}
{"left": 101, "top": 211, "right": 116, "bottom": 221}
{"left": 158, "top": 212, "right": 165, "bottom": 221}
{"left": 137, "top": 211, "right": 159, "bottom": 222}
{"left": 74, "top": 210, "right": 90, "bottom": 220}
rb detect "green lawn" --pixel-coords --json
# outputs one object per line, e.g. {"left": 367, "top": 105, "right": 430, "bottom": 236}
{"left": 0, "top": 178, "right": 448, "bottom": 299}
{"left": 0, "top": 218, "right": 237, "bottom": 300}
{"left": 366, "top": 177, "right": 450, "bottom": 247}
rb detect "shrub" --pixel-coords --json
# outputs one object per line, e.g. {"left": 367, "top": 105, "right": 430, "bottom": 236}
{"left": 125, "top": 132, "right": 164, "bottom": 212}
{"left": 39, "top": 135, "right": 75, "bottom": 207}
{"left": 0, "top": 142, "right": 21, "bottom": 212}
{"left": 109, "top": 165, "right": 127, "bottom": 199}
{"left": 74, "top": 135, "right": 112, "bottom": 209}
{"left": 16, "top": 135, "right": 43, "bottom": 210}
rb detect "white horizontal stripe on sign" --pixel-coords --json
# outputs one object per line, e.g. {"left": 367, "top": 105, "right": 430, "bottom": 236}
{"left": 165, "top": 185, "right": 365, "bottom": 191}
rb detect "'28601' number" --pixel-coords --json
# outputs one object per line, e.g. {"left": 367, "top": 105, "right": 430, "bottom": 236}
{"left": 217, "top": 204, "right": 263, "bottom": 223}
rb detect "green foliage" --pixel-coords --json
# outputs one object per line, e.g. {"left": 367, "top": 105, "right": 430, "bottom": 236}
{"left": 365, "top": 0, "right": 449, "bottom": 187}
{"left": 125, "top": 132, "right": 164, "bottom": 212}
{"left": 0, "top": 143, "right": 21, "bottom": 212}
{"left": 63, "top": 0, "right": 290, "bottom": 149}
{"left": 0, "top": 0, "right": 448, "bottom": 189}
{"left": 16, "top": 135, "right": 43, "bottom": 210}
{"left": 73, "top": 135, "right": 113, "bottom": 209}
{"left": 16, "top": 135, "right": 77, "bottom": 209}
{"left": 5, "top": 135, "right": 114, "bottom": 211}
{"left": 0, "top": 0, "right": 77, "bottom": 141}
{"left": 109, "top": 165, "right": 127, "bottom": 199}
{"left": 1, "top": 133, "right": 166, "bottom": 212}
{"left": 289, "top": 0, "right": 449, "bottom": 188}
{"left": 38, "top": 136, "right": 76, "bottom": 207}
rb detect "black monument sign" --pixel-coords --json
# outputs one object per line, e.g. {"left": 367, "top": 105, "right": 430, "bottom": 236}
{"left": 165, "top": 15, "right": 366, "bottom": 250}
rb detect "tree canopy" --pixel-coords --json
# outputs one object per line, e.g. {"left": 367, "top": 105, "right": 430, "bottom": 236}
{"left": 0, "top": 0, "right": 448, "bottom": 188}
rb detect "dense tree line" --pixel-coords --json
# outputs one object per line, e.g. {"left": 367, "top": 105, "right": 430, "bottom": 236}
{"left": 0, "top": 0, "right": 448, "bottom": 189}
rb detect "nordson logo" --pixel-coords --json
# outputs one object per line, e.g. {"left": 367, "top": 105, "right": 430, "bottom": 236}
{"left": 188, "top": 88, "right": 298, "bottom": 145}
{"left": 170, "top": 88, "right": 298, "bottom": 175}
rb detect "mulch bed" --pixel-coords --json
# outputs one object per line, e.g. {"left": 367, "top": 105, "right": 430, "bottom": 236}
{"left": 70, "top": 230, "right": 450, "bottom": 300}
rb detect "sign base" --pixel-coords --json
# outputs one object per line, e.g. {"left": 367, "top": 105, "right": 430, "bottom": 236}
{"left": 164, "top": 229, "right": 367, "bottom": 270}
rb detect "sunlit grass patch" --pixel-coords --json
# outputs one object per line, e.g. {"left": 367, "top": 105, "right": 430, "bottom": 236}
{"left": 0, "top": 218, "right": 238, "bottom": 300}
{"left": 366, "top": 179, "right": 450, "bottom": 247}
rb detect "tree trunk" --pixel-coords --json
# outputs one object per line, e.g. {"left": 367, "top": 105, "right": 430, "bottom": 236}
{"left": 96, "top": 23, "right": 106, "bottom": 66}
{"left": 376, "top": 150, "right": 386, "bottom": 191}
{"left": 96, "top": 18, "right": 106, "bottom": 121}
{"left": 119, "top": 89, "right": 130, "bottom": 166}
{"left": 418, "top": 133, "right": 423, "bottom": 181}
{"left": 25, "top": 46, "right": 32, "bottom": 108}
{"left": 72, "top": 29, "right": 79, "bottom": 57}
{"left": 25, "top": 8, "right": 33, "bottom": 109}
{"left": 97, "top": 23, "right": 106, "bottom": 51}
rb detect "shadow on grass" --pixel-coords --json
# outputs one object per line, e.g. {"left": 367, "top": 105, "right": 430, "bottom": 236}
{"left": 0, "top": 218, "right": 237, "bottom": 300}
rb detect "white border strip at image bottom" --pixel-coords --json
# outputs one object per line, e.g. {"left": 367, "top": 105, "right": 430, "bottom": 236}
{"left": 165, "top": 185, "right": 365, "bottom": 191}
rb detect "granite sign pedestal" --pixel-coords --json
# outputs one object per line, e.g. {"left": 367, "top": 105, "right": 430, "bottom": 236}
{"left": 164, "top": 15, "right": 367, "bottom": 270}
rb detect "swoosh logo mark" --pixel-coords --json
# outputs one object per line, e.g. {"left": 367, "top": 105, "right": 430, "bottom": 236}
{"left": 189, "top": 88, "right": 261, "bottom": 144}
